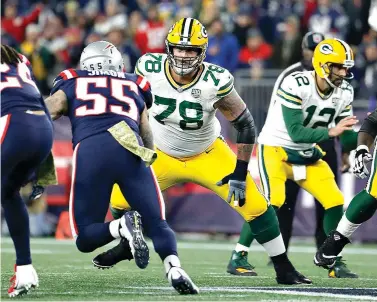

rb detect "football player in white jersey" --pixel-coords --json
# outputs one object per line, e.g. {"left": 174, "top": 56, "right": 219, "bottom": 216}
{"left": 236, "top": 38, "right": 359, "bottom": 278}
{"left": 94, "top": 17, "right": 311, "bottom": 285}
{"left": 227, "top": 32, "right": 333, "bottom": 277}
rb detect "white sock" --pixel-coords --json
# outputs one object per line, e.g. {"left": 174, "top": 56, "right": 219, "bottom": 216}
{"left": 235, "top": 243, "right": 249, "bottom": 253}
{"left": 109, "top": 219, "right": 121, "bottom": 238}
{"left": 336, "top": 215, "right": 361, "bottom": 239}
{"left": 163, "top": 255, "right": 181, "bottom": 274}
{"left": 261, "top": 234, "right": 286, "bottom": 257}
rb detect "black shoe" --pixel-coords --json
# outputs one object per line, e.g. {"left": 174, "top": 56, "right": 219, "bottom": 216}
{"left": 120, "top": 211, "right": 150, "bottom": 269}
{"left": 276, "top": 269, "right": 312, "bottom": 285}
{"left": 92, "top": 238, "right": 133, "bottom": 269}
{"left": 314, "top": 230, "right": 350, "bottom": 269}
{"left": 168, "top": 267, "right": 199, "bottom": 295}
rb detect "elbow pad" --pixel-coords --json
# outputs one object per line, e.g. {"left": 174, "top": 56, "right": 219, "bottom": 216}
{"left": 231, "top": 108, "right": 256, "bottom": 144}
{"left": 360, "top": 115, "right": 377, "bottom": 138}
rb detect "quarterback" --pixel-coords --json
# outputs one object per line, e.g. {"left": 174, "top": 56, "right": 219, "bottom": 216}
{"left": 315, "top": 109, "right": 377, "bottom": 269}
{"left": 93, "top": 17, "right": 311, "bottom": 285}
{"left": 234, "top": 38, "right": 359, "bottom": 278}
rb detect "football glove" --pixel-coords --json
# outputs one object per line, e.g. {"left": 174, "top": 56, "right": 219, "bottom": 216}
{"left": 216, "top": 160, "right": 248, "bottom": 207}
{"left": 352, "top": 145, "right": 373, "bottom": 179}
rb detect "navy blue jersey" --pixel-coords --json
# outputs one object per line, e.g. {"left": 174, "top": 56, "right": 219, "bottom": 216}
{"left": 51, "top": 69, "right": 153, "bottom": 147}
{"left": 1, "top": 55, "right": 46, "bottom": 116}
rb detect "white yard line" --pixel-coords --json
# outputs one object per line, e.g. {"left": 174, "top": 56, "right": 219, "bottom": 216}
{"left": 2, "top": 238, "right": 377, "bottom": 255}
{"left": 125, "top": 286, "right": 377, "bottom": 301}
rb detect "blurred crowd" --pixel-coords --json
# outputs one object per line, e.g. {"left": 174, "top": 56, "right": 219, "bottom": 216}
{"left": 1, "top": 0, "right": 377, "bottom": 101}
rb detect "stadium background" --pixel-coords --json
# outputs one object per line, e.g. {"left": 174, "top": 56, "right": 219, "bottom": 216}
{"left": 2, "top": 0, "right": 377, "bottom": 241}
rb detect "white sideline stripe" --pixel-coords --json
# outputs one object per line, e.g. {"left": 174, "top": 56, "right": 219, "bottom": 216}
{"left": 34, "top": 286, "right": 377, "bottom": 300}
{"left": 1, "top": 248, "right": 54, "bottom": 254}
{"left": 2, "top": 238, "right": 377, "bottom": 255}
{"left": 125, "top": 286, "right": 377, "bottom": 300}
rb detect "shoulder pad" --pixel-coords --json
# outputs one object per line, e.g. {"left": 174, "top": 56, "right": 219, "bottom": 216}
{"left": 135, "top": 75, "right": 151, "bottom": 92}
{"left": 201, "top": 63, "right": 234, "bottom": 98}
{"left": 127, "top": 73, "right": 153, "bottom": 109}
{"left": 52, "top": 69, "right": 79, "bottom": 88}
{"left": 135, "top": 53, "right": 165, "bottom": 77}
{"left": 216, "top": 67, "right": 234, "bottom": 98}
{"left": 58, "top": 69, "right": 79, "bottom": 80}
{"left": 276, "top": 74, "right": 304, "bottom": 109}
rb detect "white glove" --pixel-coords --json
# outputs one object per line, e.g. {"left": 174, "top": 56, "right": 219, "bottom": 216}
{"left": 352, "top": 145, "right": 373, "bottom": 179}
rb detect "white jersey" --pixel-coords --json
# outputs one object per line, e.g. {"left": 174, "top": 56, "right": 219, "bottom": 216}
{"left": 135, "top": 53, "right": 234, "bottom": 157}
{"left": 258, "top": 70, "right": 354, "bottom": 150}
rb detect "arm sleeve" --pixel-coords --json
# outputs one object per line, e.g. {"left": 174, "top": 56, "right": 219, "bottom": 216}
{"left": 339, "top": 130, "right": 358, "bottom": 152}
{"left": 282, "top": 105, "right": 330, "bottom": 144}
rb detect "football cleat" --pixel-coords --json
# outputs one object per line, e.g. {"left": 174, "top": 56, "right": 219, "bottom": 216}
{"left": 314, "top": 230, "right": 350, "bottom": 269}
{"left": 226, "top": 251, "right": 257, "bottom": 276}
{"left": 92, "top": 238, "right": 133, "bottom": 269}
{"left": 8, "top": 264, "right": 39, "bottom": 298}
{"left": 276, "top": 269, "right": 312, "bottom": 285}
{"left": 119, "top": 211, "right": 149, "bottom": 269}
{"left": 167, "top": 267, "right": 199, "bottom": 295}
{"left": 328, "top": 257, "right": 358, "bottom": 278}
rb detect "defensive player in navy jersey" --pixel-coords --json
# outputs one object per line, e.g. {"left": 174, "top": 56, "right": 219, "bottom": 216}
{"left": 45, "top": 41, "right": 198, "bottom": 295}
{"left": 1, "top": 45, "right": 54, "bottom": 297}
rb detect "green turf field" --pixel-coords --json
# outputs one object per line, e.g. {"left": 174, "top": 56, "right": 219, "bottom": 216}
{"left": 2, "top": 238, "right": 377, "bottom": 301}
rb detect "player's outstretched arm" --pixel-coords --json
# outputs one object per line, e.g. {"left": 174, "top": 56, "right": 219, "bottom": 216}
{"left": 44, "top": 90, "right": 68, "bottom": 120}
{"left": 139, "top": 107, "right": 154, "bottom": 150}
{"left": 214, "top": 89, "right": 256, "bottom": 206}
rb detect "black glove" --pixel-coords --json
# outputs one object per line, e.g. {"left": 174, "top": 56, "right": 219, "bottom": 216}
{"left": 216, "top": 160, "right": 248, "bottom": 207}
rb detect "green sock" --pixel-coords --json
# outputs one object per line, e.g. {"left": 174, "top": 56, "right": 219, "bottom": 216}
{"left": 238, "top": 206, "right": 279, "bottom": 247}
{"left": 110, "top": 206, "right": 126, "bottom": 219}
{"left": 345, "top": 190, "right": 377, "bottom": 224}
{"left": 237, "top": 221, "right": 254, "bottom": 247}
{"left": 324, "top": 205, "right": 343, "bottom": 235}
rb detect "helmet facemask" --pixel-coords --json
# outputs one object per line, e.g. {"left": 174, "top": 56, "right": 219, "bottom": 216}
{"left": 321, "top": 62, "right": 354, "bottom": 89}
{"left": 166, "top": 43, "right": 206, "bottom": 76}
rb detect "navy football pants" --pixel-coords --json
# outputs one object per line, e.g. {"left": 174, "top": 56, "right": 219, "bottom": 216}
{"left": 70, "top": 132, "right": 177, "bottom": 260}
{"left": 1, "top": 112, "right": 53, "bottom": 265}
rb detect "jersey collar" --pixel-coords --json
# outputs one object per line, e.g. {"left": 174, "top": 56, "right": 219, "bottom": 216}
{"left": 164, "top": 59, "right": 204, "bottom": 92}
{"left": 312, "top": 71, "right": 334, "bottom": 100}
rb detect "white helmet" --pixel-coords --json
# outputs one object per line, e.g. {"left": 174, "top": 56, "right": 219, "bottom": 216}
{"left": 79, "top": 41, "right": 124, "bottom": 72}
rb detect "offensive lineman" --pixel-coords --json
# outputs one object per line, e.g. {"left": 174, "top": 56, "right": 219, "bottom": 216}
{"left": 94, "top": 18, "right": 311, "bottom": 285}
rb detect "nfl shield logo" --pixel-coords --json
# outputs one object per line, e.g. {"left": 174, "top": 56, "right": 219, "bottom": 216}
{"left": 191, "top": 89, "right": 201, "bottom": 98}
{"left": 332, "top": 97, "right": 340, "bottom": 105}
